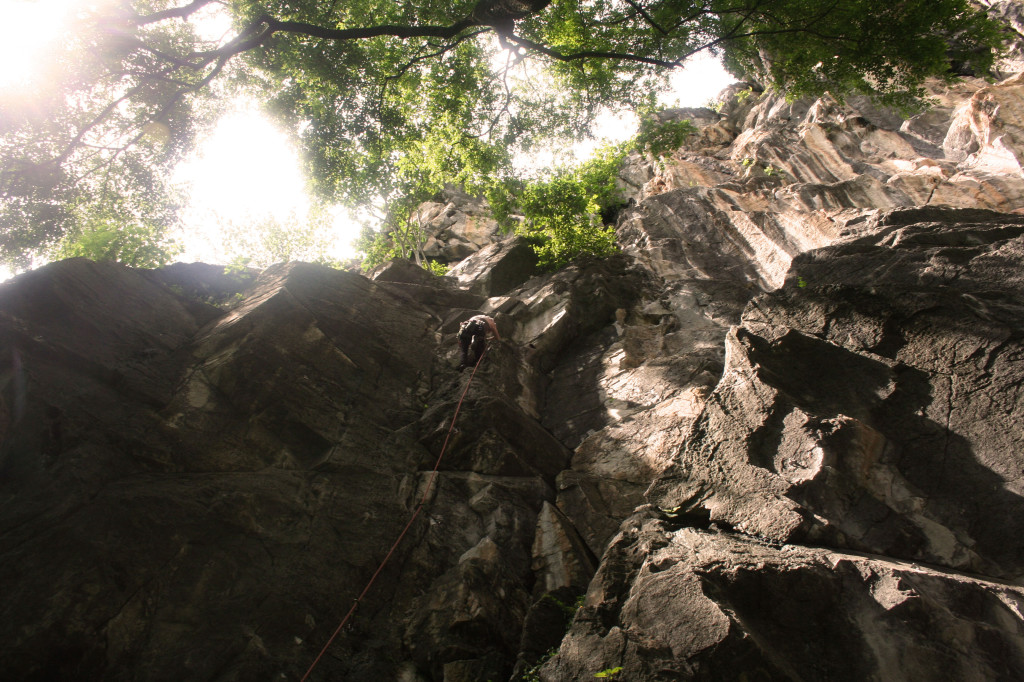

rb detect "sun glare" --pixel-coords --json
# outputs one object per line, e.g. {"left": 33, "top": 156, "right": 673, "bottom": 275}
{"left": 663, "top": 52, "right": 738, "bottom": 107}
{"left": 172, "top": 104, "right": 361, "bottom": 265}
{"left": 0, "top": 0, "right": 77, "bottom": 90}
{"left": 173, "top": 107, "right": 308, "bottom": 260}
{"left": 0, "top": 0, "right": 231, "bottom": 90}
{"left": 176, "top": 108, "right": 308, "bottom": 221}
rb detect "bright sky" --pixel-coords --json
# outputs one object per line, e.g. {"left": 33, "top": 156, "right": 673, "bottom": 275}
{"left": 0, "top": 0, "right": 75, "bottom": 89}
{"left": 529, "top": 51, "right": 736, "bottom": 168}
{"left": 170, "top": 102, "right": 338, "bottom": 264}
{"left": 0, "top": 0, "right": 736, "bottom": 277}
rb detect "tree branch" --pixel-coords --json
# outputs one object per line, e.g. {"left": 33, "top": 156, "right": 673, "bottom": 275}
{"left": 255, "top": 15, "right": 476, "bottom": 44}
{"left": 384, "top": 29, "right": 490, "bottom": 85}
{"left": 506, "top": 32, "right": 683, "bottom": 67}
{"left": 622, "top": 0, "right": 668, "bottom": 35}
{"left": 183, "top": 13, "right": 484, "bottom": 73}
{"left": 134, "top": 0, "right": 223, "bottom": 27}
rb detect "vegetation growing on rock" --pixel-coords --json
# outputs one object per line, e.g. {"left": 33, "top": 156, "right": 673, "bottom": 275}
{"left": 0, "top": 0, "right": 1007, "bottom": 269}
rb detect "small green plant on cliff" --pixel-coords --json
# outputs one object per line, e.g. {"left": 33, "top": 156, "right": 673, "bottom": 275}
{"left": 224, "top": 256, "right": 251, "bottom": 277}
{"left": 735, "top": 87, "right": 757, "bottom": 104}
{"left": 517, "top": 592, "right": 585, "bottom": 681}
{"left": 634, "top": 115, "right": 698, "bottom": 158}
{"left": 499, "top": 145, "right": 622, "bottom": 271}
{"left": 541, "top": 592, "right": 585, "bottom": 619}
{"left": 521, "top": 647, "right": 558, "bottom": 682}
{"left": 595, "top": 666, "right": 624, "bottom": 678}
{"left": 423, "top": 260, "right": 449, "bottom": 276}
{"left": 54, "top": 199, "right": 180, "bottom": 268}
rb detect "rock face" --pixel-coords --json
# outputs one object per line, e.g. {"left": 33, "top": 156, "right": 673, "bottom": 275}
{"left": 545, "top": 207, "right": 1024, "bottom": 680}
{"left": 418, "top": 186, "right": 505, "bottom": 263}
{"left": 5, "top": 9, "right": 1024, "bottom": 681}
{"left": 545, "top": 513, "right": 1024, "bottom": 682}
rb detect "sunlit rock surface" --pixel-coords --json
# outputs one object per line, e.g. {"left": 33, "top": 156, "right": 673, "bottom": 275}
{"left": 418, "top": 186, "right": 504, "bottom": 263}
{"left": 617, "top": 62, "right": 1024, "bottom": 292}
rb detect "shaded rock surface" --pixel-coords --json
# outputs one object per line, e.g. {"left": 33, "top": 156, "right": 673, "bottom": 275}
{"left": 5, "top": 11, "right": 1024, "bottom": 680}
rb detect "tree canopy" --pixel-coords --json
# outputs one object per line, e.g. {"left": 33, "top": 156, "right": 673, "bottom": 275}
{"left": 0, "top": 0, "right": 1007, "bottom": 269}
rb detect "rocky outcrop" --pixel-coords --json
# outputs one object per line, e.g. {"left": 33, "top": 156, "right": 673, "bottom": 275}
{"left": 418, "top": 186, "right": 504, "bottom": 263}
{"left": 544, "top": 512, "right": 1024, "bottom": 682}
{"left": 0, "top": 250, "right": 673, "bottom": 681}
{"left": 616, "top": 58, "right": 1024, "bottom": 289}
{"left": 5, "top": 8, "right": 1024, "bottom": 681}
{"left": 946, "top": 72, "right": 1024, "bottom": 176}
{"left": 543, "top": 205, "right": 1024, "bottom": 680}
{"left": 984, "top": 0, "right": 1024, "bottom": 76}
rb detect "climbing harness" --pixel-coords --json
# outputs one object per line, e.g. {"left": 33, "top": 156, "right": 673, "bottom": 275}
{"left": 300, "top": 347, "right": 487, "bottom": 681}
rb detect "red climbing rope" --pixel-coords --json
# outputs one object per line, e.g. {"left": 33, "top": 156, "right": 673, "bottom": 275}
{"left": 300, "top": 347, "right": 487, "bottom": 682}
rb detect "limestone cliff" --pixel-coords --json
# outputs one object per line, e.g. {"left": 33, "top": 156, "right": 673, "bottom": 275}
{"left": 4, "top": 5, "right": 1024, "bottom": 681}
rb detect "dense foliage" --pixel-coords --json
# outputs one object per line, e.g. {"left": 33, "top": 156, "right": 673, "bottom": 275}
{"left": 505, "top": 113, "right": 696, "bottom": 269}
{"left": 358, "top": 110, "right": 697, "bottom": 271}
{"left": 55, "top": 197, "right": 182, "bottom": 269}
{"left": 720, "top": 0, "right": 1007, "bottom": 113}
{"left": 0, "top": 0, "right": 1008, "bottom": 269}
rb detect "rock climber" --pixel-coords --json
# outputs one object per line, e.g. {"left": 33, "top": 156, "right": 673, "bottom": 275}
{"left": 458, "top": 314, "right": 500, "bottom": 370}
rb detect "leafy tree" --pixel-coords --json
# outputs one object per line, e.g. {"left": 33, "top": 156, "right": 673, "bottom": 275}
{"left": 422, "top": 260, "right": 450, "bottom": 276}
{"left": 197, "top": 202, "right": 346, "bottom": 268}
{"left": 720, "top": 0, "right": 1007, "bottom": 112}
{"left": 0, "top": 0, "right": 1007, "bottom": 267}
{"left": 354, "top": 200, "right": 446, "bottom": 272}
{"left": 634, "top": 112, "right": 700, "bottom": 157}
{"left": 354, "top": 208, "right": 431, "bottom": 270}
{"left": 512, "top": 146, "right": 624, "bottom": 270}
{"left": 55, "top": 197, "right": 182, "bottom": 269}
{"left": 504, "top": 112, "right": 696, "bottom": 269}
{"left": 355, "top": 119, "right": 513, "bottom": 269}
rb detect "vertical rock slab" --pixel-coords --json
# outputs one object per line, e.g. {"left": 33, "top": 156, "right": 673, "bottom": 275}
{"left": 648, "top": 209, "right": 1024, "bottom": 580}
{"left": 542, "top": 511, "right": 1024, "bottom": 681}
{"left": 945, "top": 72, "right": 1024, "bottom": 175}
{"left": 0, "top": 258, "right": 566, "bottom": 681}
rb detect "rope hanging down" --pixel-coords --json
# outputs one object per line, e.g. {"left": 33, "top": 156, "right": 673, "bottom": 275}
{"left": 300, "top": 347, "right": 487, "bottom": 681}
